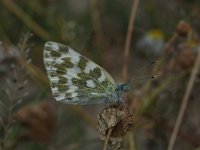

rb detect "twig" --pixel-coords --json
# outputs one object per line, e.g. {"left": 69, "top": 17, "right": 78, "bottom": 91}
{"left": 122, "top": 1, "right": 140, "bottom": 149}
{"left": 1, "top": 0, "right": 51, "bottom": 40}
{"left": 167, "top": 45, "right": 200, "bottom": 150}
{"left": 162, "top": 32, "right": 178, "bottom": 53}
{"left": 122, "top": 0, "right": 140, "bottom": 81}
{"left": 103, "top": 128, "right": 113, "bottom": 150}
{"left": 150, "top": 116, "right": 200, "bottom": 147}
{"left": 90, "top": 0, "right": 103, "bottom": 42}
{"left": 128, "top": 133, "right": 136, "bottom": 150}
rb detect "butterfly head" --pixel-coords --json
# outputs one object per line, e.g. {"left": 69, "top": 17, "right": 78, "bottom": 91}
{"left": 115, "top": 83, "right": 132, "bottom": 93}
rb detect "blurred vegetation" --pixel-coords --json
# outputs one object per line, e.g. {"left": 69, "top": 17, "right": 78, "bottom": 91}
{"left": 0, "top": 0, "right": 200, "bottom": 150}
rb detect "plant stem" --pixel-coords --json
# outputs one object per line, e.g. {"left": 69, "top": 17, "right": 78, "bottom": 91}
{"left": 122, "top": 0, "right": 140, "bottom": 81}
{"left": 167, "top": 46, "right": 200, "bottom": 150}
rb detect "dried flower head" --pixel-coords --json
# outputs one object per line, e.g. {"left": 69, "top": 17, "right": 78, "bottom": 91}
{"left": 97, "top": 104, "right": 134, "bottom": 149}
{"left": 14, "top": 102, "right": 57, "bottom": 143}
{"left": 177, "top": 48, "right": 196, "bottom": 70}
{"left": 176, "top": 20, "right": 192, "bottom": 37}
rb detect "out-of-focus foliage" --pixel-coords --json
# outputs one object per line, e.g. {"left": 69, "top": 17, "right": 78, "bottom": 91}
{"left": 0, "top": 0, "right": 200, "bottom": 150}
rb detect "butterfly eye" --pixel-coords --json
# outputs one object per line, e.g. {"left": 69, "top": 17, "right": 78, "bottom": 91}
{"left": 115, "top": 88, "right": 118, "bottom": 92}
{"left": 115, "top": 86, "right": 121, "bottom": 92}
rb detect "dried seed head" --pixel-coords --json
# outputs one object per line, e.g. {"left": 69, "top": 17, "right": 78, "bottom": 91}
{"left": 176, "top": 20, "right": 192, "bottom": 37}
{"left": 14, "top": 102, "right": 57, "bottom": 143}
{"left": 177, "top": 48, "right": 196, "bottom": 70}
{"left": 97, "top": 104, "right": 134, "bottom": 149}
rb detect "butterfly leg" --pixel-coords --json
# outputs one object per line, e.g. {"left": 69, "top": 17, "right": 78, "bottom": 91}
{"left": 104, "top": 98, "right": 110, "bottom": 104}
{"left": 117, "top": 97, "right": 126, "bottom": 106}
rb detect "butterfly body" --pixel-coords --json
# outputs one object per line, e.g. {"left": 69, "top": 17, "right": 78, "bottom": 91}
{"left": 43, "top": 41, "right": 131, "bottom": 105}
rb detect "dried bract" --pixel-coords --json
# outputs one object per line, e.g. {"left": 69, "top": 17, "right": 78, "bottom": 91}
{"left": 97, "top": 104, "right": 133, "bottom": 149}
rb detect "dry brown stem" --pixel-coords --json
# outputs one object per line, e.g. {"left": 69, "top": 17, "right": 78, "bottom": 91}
{"left": 103, "top": 128, "right": 113, "bottom": 150}
{"left": 1, "top": 0, "right": 51, "bottom": 40}
{"left": 122, "top": 0, "right": 140, "bottom": 81}
{"left": 167, "top": 46, "right": 200, "bottom": 150}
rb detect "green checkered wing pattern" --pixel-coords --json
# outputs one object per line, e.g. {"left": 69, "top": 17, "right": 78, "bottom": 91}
{"left": 43, "top": 41, "right": 116, "bottom": 104}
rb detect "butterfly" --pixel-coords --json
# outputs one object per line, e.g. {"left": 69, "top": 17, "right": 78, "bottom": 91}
{"left": 43, "top": 41, "right": 132, "bottom": 105}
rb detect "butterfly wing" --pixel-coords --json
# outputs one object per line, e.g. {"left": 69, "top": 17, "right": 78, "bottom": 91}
{"left": 43, "top": 41, "right": 117, "bottom": 104}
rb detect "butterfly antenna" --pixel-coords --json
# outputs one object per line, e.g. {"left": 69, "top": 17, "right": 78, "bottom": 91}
{"left": 150, "top": 60, "right": 156, "bottom": 65}
{"left": 135, "top": 60, "right": 156, "bottom": 75}
{"left": 129, "top": 75, "right": 157, "bottom": 84}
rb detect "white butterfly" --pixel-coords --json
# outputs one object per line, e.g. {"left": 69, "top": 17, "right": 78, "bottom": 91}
{"left": 43, "top": 41, "right": 131, "bottom": 105}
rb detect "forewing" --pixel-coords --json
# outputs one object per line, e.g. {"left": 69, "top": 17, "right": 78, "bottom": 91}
{"left": 43, "top": 41, "right": 116, "bottom": 104}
